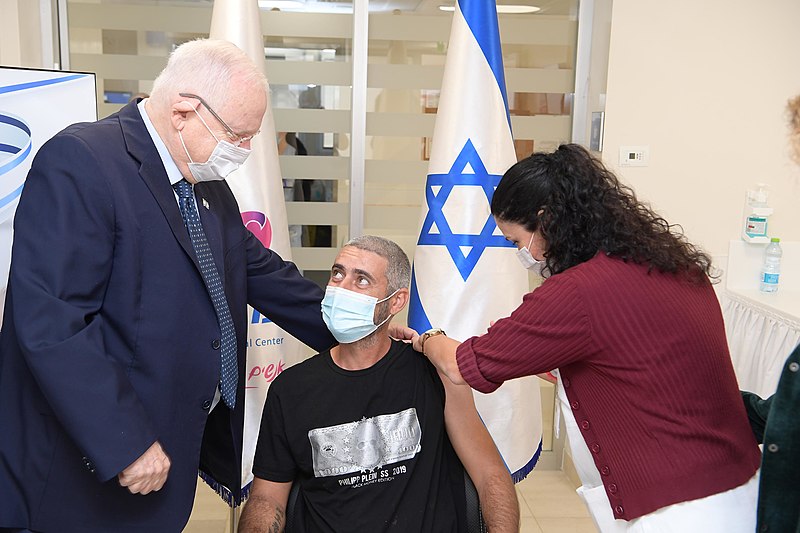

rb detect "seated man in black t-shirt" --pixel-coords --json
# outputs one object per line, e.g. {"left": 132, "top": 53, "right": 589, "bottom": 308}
{"left": 239, "top": 235, "right": 519, "bottom": 533}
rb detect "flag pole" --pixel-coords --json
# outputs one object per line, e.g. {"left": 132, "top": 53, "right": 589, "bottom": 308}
{"left": 348, "top": 0, "right": 369, "bottom": 238}
{"left": 407, "top": 0, "right": 543, "bottom": 483}
{"left": 229, "top": 506, "right": 239, "bottom": 533}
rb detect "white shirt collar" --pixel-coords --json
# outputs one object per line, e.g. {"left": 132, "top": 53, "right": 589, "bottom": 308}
{"left": 137, "top": 99, "right": 185, "bottom": 187}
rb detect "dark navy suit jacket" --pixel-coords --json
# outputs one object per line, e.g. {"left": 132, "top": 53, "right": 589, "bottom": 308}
{"left": 0, "top": 101, "right": 335, "bottom": 532}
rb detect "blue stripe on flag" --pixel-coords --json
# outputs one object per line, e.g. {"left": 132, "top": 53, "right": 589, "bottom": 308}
{"left": 0, "top": 74, "right": 88, "bottom": 96}
{"left": 456, "top": 0, "right": 512, "bottom": 129}
{"left": 408, "top": 267, "right": 433, "bottom": 333}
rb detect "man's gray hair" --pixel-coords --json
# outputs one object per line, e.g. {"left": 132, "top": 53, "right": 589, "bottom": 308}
{"left": 150, "top": 39, "right": 269, "bottom": 109}
{"left": 344, "top": 235, "right": 411, "bottom": 294}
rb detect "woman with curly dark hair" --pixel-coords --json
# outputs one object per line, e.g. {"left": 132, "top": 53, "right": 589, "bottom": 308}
{"left": 491, "top": 144, "right": 714, "bottom": 280}
{"left": 414, "top": 144, "right": 761, "bottom": 532}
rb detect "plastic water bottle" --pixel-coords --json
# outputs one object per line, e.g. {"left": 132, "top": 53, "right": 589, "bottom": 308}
{"left": 760, "top": 237, "right": 782, "bottom": 293}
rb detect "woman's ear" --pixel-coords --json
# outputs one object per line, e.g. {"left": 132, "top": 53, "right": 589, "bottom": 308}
{"left": 536, "top": 207, "right": 550, "bottom": 231}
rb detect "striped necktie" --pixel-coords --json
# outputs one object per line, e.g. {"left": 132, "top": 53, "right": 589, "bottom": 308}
{"left": 173, "top": 179, "right": 237, "bottom": 409}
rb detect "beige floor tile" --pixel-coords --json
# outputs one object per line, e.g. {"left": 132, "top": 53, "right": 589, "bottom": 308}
{"left": 518, "top": 479, "right": 580, "bottom": 500}
{"left": 524, "top": 490, "right": 590, "bottom": 520}
{"left": 185, "top": 479, "right": 232, "bottom": 532}
{"left": 518, "top": 481, "right": 581, "bottom": 501}
{"left": 518, "top": 470, "right": 580, "bottom": 493}
{"left": 536, "top": 517, "right": 598, "bottom": 533}
{"left": 517, "top": 487, "right": 534, "bottom": 517}
{"left": 183, "top": 519, "right": 229, "bottom": 533}
{"left": 520, "top": 515, "right": 545, "bottom": 533}
{"left": 518, "top": 471, "right": 591, "bottom": 520}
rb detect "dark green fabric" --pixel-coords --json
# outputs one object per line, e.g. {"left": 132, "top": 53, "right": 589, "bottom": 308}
{"left": 742, "top": 344, "right": 800, "bottom": 533}
{"left": 741, "top": 392, "right": 773, "bottom": 444}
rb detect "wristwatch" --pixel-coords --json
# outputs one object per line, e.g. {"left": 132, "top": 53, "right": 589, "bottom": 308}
{"left": 420, "top": 328, "right": 446, "bottom": 353}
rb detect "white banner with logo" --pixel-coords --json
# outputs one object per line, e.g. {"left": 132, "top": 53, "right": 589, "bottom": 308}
{"left": 209, "top": 0, "right": 312, "bottom": 501}
{"left": 0, "top": 68, "right": 96, "bottom": 326}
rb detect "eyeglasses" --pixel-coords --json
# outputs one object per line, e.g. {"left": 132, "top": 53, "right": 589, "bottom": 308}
{"left": 179, "top": 92, "right": 260, "bottom": 146}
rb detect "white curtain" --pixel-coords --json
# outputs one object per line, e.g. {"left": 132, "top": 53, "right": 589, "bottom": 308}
{"left": 722, "top": 291, "right": 800, "bottom": 397}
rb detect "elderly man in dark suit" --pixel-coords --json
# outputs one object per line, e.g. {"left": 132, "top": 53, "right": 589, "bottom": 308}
{"left": 0, "top": 39, "right": 335, "bottom": 532}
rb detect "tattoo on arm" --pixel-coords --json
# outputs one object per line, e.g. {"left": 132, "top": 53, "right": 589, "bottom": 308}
{"left": 238, "top": 494, "right": 286, "bottom": 533}
{"left": 269, "top": 506, "right": 286, "bottom": 533}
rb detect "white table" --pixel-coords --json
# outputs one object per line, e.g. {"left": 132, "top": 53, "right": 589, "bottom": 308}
{"left": 722, "top": 240, "right": 800, "bottom": 397}
{"left": 722, "top": 289, "right": 800, "bottom": 396}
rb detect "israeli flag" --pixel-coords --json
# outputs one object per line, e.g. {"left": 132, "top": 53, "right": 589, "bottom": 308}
{"left": 409, "top": 0, "right": 542, "bottom": 481}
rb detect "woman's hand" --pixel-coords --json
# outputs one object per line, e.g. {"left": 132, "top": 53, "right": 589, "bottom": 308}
{"left": 420, "top": 334, "right": 467, "bottom": 386}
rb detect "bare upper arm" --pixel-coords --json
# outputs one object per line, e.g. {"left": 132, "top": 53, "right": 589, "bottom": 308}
{"left": 438, "top": 370, "right": 509, "bottom": 489}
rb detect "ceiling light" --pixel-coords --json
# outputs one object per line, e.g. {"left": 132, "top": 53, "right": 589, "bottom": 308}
{"left": 497, "top": 5, "right": 540, "bottom": 13}
{"left": 438, "top": 4, "right": 540, "bottom": 13}
{"left": 258, "top": 0, "right": 304, "bottom": 9}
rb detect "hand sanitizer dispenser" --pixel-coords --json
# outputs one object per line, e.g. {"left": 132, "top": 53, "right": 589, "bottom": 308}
{"left": 742, "top": 183, "right": 773, "bottom": 243}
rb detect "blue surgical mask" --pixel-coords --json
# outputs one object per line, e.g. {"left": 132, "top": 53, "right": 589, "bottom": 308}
{"left": 322, "top": 286, "right": 399, "bottom": 344}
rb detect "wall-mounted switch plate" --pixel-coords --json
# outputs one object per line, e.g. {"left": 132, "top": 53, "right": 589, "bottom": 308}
{"left": 619, "top": 146, "right": 649, "bottom": 167}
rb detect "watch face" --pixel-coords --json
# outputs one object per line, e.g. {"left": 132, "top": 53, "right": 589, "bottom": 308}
{"left": 423, "top": 329, "right": 444, "bottom": 346}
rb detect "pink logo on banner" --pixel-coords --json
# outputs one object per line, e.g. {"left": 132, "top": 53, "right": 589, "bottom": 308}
{"left": 241, "top": 211, "right": 272, "bottom": 248}
{"left": 246, "top": 360, "right": 286, "bottom": 388}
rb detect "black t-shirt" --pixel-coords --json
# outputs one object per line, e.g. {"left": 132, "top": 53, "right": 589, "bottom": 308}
{"left": 253, "top": 340, "right": 467, "bottom": 532}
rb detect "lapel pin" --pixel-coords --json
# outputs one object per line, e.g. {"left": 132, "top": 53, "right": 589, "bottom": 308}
{"left": 202, "top": 198, "right": 210, "bottom": 210}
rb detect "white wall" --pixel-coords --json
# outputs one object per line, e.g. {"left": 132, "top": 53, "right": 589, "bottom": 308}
{"left": 5, "top": 0, "right": 798, "bottom": 261}
{"left": 602, "top": 0, "right": 800, "bottom": 258}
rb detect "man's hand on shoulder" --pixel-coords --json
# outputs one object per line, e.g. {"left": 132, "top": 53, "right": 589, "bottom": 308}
{"left": 388, "top": 323, "right": 418, "bottom": 344}
{"left": 118, "top": 441, "right": 171, "bottom": 495}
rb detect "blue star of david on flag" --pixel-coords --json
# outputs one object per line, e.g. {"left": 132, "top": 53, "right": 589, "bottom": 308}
{"left": 418, "top": 139, "right": 514, "bottom": 281}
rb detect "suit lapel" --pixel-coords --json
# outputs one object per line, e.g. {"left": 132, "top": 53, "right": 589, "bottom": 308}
{"left": 118, "top": 102, "right": 201, "bottom": 273}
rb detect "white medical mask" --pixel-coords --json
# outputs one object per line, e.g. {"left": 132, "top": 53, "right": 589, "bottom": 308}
{"left": 515, "top": 233, "right": 545, "bottom": 275}
{"left": 322, "top": 286, "right": 399, "bottom": 344}
{"left": 179, "top": 108, "right": 251, "bottom": 182}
